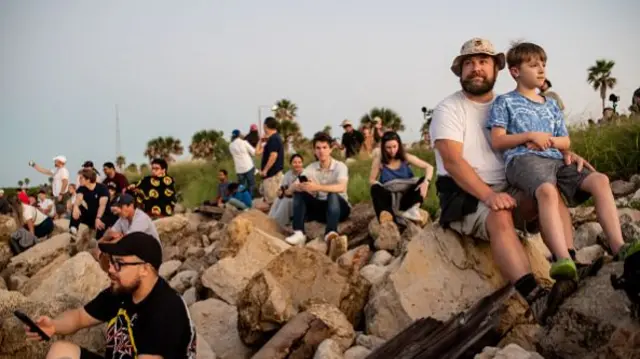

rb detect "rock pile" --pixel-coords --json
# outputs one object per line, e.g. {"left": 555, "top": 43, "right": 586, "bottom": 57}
{"left": 1, "top": 175, "right": 639, "bottom": 359}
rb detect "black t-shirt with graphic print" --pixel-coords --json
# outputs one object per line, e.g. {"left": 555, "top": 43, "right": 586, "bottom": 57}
{"left": 84, "top": 277, "right": 196, "bottom": 359}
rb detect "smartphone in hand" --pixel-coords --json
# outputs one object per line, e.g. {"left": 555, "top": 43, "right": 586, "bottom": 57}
{"left": 14, "top": 310, "right": 50, "bottom": 341}
{"left": 298, "top": 175, "right": 309, "bottom": 183}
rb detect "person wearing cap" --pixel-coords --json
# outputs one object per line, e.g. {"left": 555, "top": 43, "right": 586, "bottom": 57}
{"left": 339, "top": 119, "right": 364, "bottom": 162}
{"left": 429, "top": 37, "right": 594, "bottom": 324}
{"left": 30, "top": 155, "right": 70, "bottom": 215}
{"left": 245, "top": 123, "right": 260, "bottom": 148}
{"left": 0, "top": 189, "right": 10, "bottom": 214}
{"left": 539, "top": 79, "right": 565, "bottom": 112}
{"left": 26, "top": 232, "right": 197, "bottom": 359}
{"left": 255, "top": 117, "right": 285, "bottom": 207}
{"left": 101, "top": 193, "right": 159, "bottom": 243}
{"left": 229, "top": 129, "right": 257, "bottom": 195}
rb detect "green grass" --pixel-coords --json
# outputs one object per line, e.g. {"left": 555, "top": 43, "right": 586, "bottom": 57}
{"left": 123, "top": 117, "right": 640, "bottom": 218}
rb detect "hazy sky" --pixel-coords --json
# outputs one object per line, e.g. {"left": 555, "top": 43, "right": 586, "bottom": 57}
{"left": 1, "top": 0, "right": 639, "bottom": 187}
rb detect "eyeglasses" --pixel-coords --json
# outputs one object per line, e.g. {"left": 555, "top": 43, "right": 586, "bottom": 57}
{"left": 109, "top": 256, "right": 146, "bottom": 272}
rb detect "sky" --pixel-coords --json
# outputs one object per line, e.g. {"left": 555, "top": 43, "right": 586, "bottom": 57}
{"left": 1, "top": 0, "right": 639, "bottom": 187}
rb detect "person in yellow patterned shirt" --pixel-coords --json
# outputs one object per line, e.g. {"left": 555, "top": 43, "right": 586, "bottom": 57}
{"left": 127, "top": 158, "right": 177, "bottom": 218}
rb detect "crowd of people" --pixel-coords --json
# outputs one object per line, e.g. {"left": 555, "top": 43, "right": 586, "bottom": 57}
{"left": 2, "top": 36, "right": 637, "bottom": 359}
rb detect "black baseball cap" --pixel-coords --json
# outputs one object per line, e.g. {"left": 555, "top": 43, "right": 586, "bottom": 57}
{"left": 112, "top": 193, "right": 135, "bottom": 206}
{"left": 99, "top": 232, "right": 162, "bottom": 271}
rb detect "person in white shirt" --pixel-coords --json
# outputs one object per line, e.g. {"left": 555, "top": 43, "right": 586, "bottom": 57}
{"left": 30, "top": 155, "right": 70, "bottom": 216}
{"left": 229, "top": 129, "right": 257, "bottom": 196}
{"left": 37, "top": 190, "right": 56, "bottom": 218}
{"left": 9, "top": 196, "right": 54, "bottom": 238}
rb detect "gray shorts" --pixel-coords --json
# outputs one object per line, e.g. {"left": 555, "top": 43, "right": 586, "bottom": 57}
{"left": 506, "top": 154, "right": 592, "bottom": 207}
{"left": 448, "top": 183, "right": 539, "bottom": 241}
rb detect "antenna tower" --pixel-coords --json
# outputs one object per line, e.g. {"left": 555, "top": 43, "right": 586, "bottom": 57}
{"left": 115, "top": 104, "right": 122, "bottom": 157}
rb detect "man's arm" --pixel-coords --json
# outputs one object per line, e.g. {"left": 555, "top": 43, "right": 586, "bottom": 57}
{"left": 32, "top": 164, "right": 53, "bottom": 176}
{"left": 96, "top": 196, "right": 108, "bottom": 219}
{"left": 41, "top": 202, "right": 53, "bottom": 215}
{"left": 245, "top": 140, "right": 256, "bottom": 156}
{"left": 313, "top": 179, "right": 347, "bottom": 194}
{"left": 435, "top": 140, "right": 495, "bottom": 202}
{"left": 51, "top": 308, "right": 101, "bottom": 335}
{"left": 138, "top": 355, "right": 163, "bottom": 359}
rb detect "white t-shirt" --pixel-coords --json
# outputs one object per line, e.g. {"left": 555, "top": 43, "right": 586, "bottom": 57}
{"left": 38, "top": 198, "right": 56, "bottom": 218}
{"left": 229, "top": 138, "right": 256, "bottom": 174}
{"left": 52, "top": 167, "right": 70, "bottom": 197}
{"left": 301, "top": 159, "right": 350, "bottom": 203}
{"left": 429, "top": 91, "right": 505, "bottom": 185}
{"left": 23, "top": 204, "right": 47, "bottom": 226}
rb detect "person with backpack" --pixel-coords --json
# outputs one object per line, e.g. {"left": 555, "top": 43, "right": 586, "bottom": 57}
{"left": 8, "top": 196, "right": 54, "bottom": 254}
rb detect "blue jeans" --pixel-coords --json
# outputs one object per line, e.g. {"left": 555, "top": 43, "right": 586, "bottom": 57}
{"left": 237, "top": 168, "right": 256, "bottom": 197}
{"left": 292, "top": 192, "right": 351, "bottom": 235}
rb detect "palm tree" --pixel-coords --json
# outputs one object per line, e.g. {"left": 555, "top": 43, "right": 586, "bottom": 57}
{"left": 322, "top": 125, "right": 332, "bottom": 137}
{"left": 17, "top": 180, "right": 23, "bottom": 187}
{"left": 273, "top": 99, "right": 298, "bottom": 122}
{"left": 420, "top": 108, "right": 434, "bottom": 135}
{"left": 143, "top": 136, "right": 184, "bottom": 162}
{"left": 587, "top": 59, "right": 617, "bottom": 111}
{"left": 277, "top": 119, "right": 302, "bottom": 144}
{"left": 360, "top": 107, "right": 405, "bottom": 132}
{"left": 24, "top": 178, "right": 30, "bottom": 187}
{"left": 126, "top": 163, "right": 138, "bottom": 173}
{"left": 188, "top": 130, "right": 229, "bottom": 161}
{"left": 116, "top": 155, "right": 126, "bottom": 170}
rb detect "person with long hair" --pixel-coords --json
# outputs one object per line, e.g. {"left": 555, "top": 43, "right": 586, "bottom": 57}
{"left": 369, "top": 131, "right": 434, "bottom": 224}
{"left": 9, "top": 196, "right": 54, "bottom": 238}
{"left": 269, "top": 154, "right": 305, "bottom": 226}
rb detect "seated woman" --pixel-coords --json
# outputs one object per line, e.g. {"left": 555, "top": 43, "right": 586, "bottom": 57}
{"left": 225, "top": 183, "right": 253, "bottom": 210}
{"left": 369, "top": 131, "right": 434, "bottom": 225}
{"left": 9, "top": 196, "right": 55, "bottom": 239}
{"left": 269, "top": 154, "right": 304, "bottom": 226}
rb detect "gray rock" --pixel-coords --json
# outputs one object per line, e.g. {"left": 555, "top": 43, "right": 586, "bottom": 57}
{"left": 179, "top": 257, "right": 208, "bottom": 274}
{"left": 163, "top": 245, "right": 183, "bottom": 261}
{"left": 573, "top": 222, "right": 603, "bottom": 250}
{"left": 621, "top": 222, "right": 640, "bottom": 243}
{"left": 374, "top": 221, "right": 401, "bottom": 252}
{"left": 575, "top": 245, "right": 605, "bottom": 265}
{"left": 169, "top": 270, "right": 199, "bottom": 294}
{"left": 158, "top": 260, "right": 182, "bottom": 280}
{"left": 313, "top": 339, "right": 343, "bottom": 359}
{"left": 186, "top": 246, "right": 205, "bottom": 258}
{"left": 611, "top": 180, "right": 636, "bottom": 197}
{"left": 475, "top": 344, "right": 544, "bottom": 359}
{"left": 355, "top": 334, "right": 386, "bottom": 350}
{"left": 369, "top": 250, "right": 393, "bottom": 266}
{"left": 8, "top": 274, "right": 28, "bottom": 291}
{"left": 630, "top": 174, "right": 640, "bottom": 188}
{"left": 201, "top": 234, "right": 211, "bottom": 247}
{"left": 182, "top": 287, "right": 197, "bottom": 307}
{"left": 359, "top": 264, "right": 388, "bottom": 286}
{"left": 344, "top": 346, "right": 371, "bottom": 359}
{"left": 0, "top": 276, "right": 6, "bottom": 290}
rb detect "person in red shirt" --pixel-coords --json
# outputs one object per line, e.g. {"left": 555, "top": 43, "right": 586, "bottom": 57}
{"left": 17, "top": 186, "right": 29, "bottom": 204}
{"left": 102, "top": 162, "right": 129, "bottom": 193}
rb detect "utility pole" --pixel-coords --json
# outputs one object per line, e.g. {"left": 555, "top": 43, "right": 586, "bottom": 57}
{"left": 115, "top": 104, "right": 121, "bottom": 157}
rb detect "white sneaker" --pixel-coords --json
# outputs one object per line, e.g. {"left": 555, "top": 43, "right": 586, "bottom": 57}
{"left": 285, "top": 230, "right": 306, "bottom": 246}
{"left": 402, "top": 205, "right": 422, "bottom": 222}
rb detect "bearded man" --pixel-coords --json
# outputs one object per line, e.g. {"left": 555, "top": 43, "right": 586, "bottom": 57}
{"left": 24, "top": 232, "right": 197, "bottom": 359}
{"left": 429, "top": 38, "right": 596, "bottom": 324}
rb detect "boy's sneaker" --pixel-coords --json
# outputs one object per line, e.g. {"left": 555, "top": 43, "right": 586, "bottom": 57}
{"left": 549, "top": 258, "right": 578, "bottom": 281}
{"left": 285, "top": 231, "right": 306, "bottom": 246}
{"left": 615, "top": 239, "right": 640, "bottom": 261}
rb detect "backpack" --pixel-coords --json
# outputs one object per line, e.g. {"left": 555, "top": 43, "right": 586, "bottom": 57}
{"left": 611, "top": 251, "right": 640, "bottom": 318}
{"left": 9, "top": 228, "right": 40, "bottom": 255}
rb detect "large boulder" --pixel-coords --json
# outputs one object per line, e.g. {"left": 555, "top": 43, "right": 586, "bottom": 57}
{"left": 19, "top": 253, "right": 70, "bottom": 296}
{"left": 51, "top": 218, "right": 69, "bottom": 236}
{"left": 365, "top": 226, "right": 551, "bottom": 340}
{"left": 0, "top": 290, "right": 105, "bottom": 359}
{"left": 538, "top": 262, "right": 640, "bottom": 359}
{"left": 611, "top": 180, "right": 636, "bottom": 198}
{"left": 6, "top": 233, "right": 71, "bottom": 277}
{"left": 0, "top": 215, "right": 17, "bottom": 243}
{"left": 154, "top": 214, "right": 191, "bottom": 246}
{"left": 251, "top": 304, "right": 355, "bottom": 359}
{"left": 28, "top": 252, "right": 109, "bottom": 303}
{"left": 215, "top": 210, "right": 287, "bottom": 260}
{"left": 201, "top": 227, "right": 290, "bottom": 305}
{"left": 573, "top": 222, "right": 603, "bottom": 250}
{"left": 189, "top": 298, "right": 252, "bottom": 359}
{"left": 237, "top": 247, "right": 370, "bottom": 347}
{"left": 618, "top": 208, "right": 640, "bottom": 224}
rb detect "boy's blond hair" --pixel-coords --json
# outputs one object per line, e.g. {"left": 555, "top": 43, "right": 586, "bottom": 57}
{"left": 506, "top": 42, "right": 547, "bottom": 70}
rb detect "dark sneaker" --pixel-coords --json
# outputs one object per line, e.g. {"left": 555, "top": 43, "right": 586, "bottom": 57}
{"left": 525, "top": 286, "right": 550, "bottom": 325}
{"left": 615, "top": 239, "right": 640, "bottom": 261}
{"left": 549, "top": 258, "right": 578, "bottom": 281}
{"left": 576, "top": 256, "right": 605, "bottom": 280}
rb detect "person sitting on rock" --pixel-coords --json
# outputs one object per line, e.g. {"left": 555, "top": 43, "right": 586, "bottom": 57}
{"left": 285, "top": 132, "right": 351, "bottom": 260}
{"left": 225, "top": 182, "right": 253, "bottom": 210}
{"left": 269, "top": 153, "right": 305, "bottom": 226}
{"left": 8, "top": 196, "right": 54, "bottom": 240}
{"left": 487, "top": 42, "right": 639, "bottom": 282}
{"left": 0, "top": 189, "right": 11, "bottom": 214}
{"left": 100, "top": 193, "right": 159, "bottom": 242}
{"left": 430, "top": 37, "right": 596, "bottom": 324}
{"left": 25, "top": 232, "right": 197, "bottom": 359}
{"left": 214, "top": 169, "right": 230, "bottom": 207}
{"left": 127, "top": 158, "right": 177, "bottom": 218}
{"left": 70, "top": 169, "right": 110, "bottom": 250}
{"left": 369, "top": 131, "right": 434, "bottom": 226}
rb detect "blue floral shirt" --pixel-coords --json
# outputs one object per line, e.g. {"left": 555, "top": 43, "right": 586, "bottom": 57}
{"left": 487, "top": 90, "right": 568, "bottom": 166}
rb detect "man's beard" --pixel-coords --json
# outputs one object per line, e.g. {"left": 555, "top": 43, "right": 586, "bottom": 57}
{"left": 110, "top": 276, "right": 141, "bottom": 295}
{"left": 460, "top": 72, "right": 496, "bottom": 96}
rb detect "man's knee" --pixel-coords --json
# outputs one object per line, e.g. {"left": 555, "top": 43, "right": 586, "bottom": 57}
{"left": 486, "top": 209, "right": 516, "bottom": 238}
{"left": 46, "top": 340, "right": 81, "bottom": 359}
{"left": 535, "top": 182, "right": 559, "bottom": 201}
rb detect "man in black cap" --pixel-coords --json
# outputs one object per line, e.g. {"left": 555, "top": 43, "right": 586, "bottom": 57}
{"left": 25, "top": 232, "right": 197, "bottom": 359}
{"left": 100, "top": 193, "right": 159, "bottom": 243}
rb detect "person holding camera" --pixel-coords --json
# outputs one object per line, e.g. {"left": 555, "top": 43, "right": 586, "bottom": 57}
{"left": 29, "top": 155, "right": 70, "bottom": 216}
{"left": 269, "top": 154, "right": 305, "bottom": 226}
{"left": 285, "top": 132, "right": 351, "bottom": 260}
